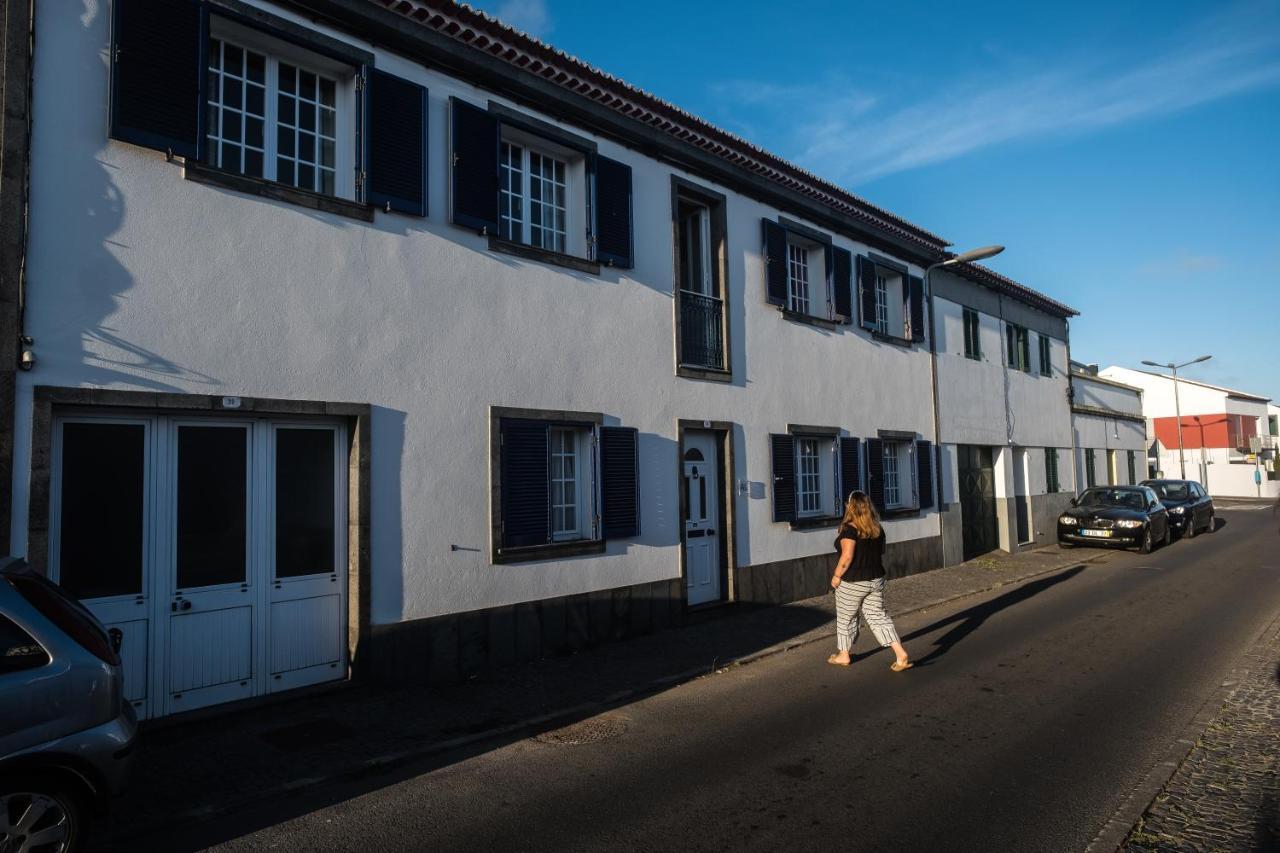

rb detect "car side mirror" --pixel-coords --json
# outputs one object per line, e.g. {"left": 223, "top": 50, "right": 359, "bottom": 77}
{"left": 1069, "top": 497, "right": 1078, "bottom": 507}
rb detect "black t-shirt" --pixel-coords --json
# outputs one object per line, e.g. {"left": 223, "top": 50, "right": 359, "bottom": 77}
{"left": 834, "top": 526, "right": 887, "bottom": 582}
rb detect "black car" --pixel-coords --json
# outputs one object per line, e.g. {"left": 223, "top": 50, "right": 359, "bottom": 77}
{"left": 1058, "top": 485, "right": 1172, "bottom": 553}
{"left": 1141, "top": 479, "right": 1215, "bottom": 538}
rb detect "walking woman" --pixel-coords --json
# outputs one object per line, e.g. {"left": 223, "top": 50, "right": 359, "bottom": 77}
{"left": 827, "top": 491, "right": 912, "bottom": 671}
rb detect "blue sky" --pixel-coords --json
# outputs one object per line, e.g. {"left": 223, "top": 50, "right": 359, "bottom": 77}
{"left": 472, "top": 0, "right": 1280, "bottom": 400}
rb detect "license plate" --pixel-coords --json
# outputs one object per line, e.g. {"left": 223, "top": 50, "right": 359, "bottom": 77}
{"left": 1079, "top": 529, "right": 1113, "bottom": 538}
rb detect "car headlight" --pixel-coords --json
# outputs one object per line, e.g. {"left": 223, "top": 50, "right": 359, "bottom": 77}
{"left": 1059, "top": 515, "right": 1077, "bottom": 525}
{"left": 1169, "top": 506, "right": 1185, "bottom": 514}
{"left": 1115, "top": 519, "right": 1144, "bottom": 528}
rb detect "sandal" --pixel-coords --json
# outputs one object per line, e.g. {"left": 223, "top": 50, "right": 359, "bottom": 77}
{"left": 890, "top": 660, "right": 913, "bottom": 672}
{"left": 827, "top": 654, "right": 851, "bottom": 667}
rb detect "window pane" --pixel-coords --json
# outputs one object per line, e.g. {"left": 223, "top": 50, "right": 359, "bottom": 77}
{"left": 298, "top": 163, "right": 314, "bottom": 191}
{"left": 176, "top": 426, "right": 247, "bottom": 589}
{"left": 299, "top": 102, "right": 315, "bottom": 132}
{"left": 246, "top": 51, "right": 265, "bottom": 83}
{"left": 299, "top": 131, "right": 315, "bottom": 160}
{"left": 209, "top": 39, "right": 222, "bottom": 70}
{"left": 275, "top": 429, "right": 336, "bottom": 578}
{"left": 320, "top": 139, "right": 335, "bottom": 169}
{"left": 224, "top": 44, "right": 243, "bottom": 73}
{"left": 300, "top": 71, "right": 316, "bottom": 101}
{"left": 319, "top": 108, "right": 335, "bottom": 138}
{"left": 246, "top": 84, "right": 264, "bottom": 117}
{"left": 58, "top": 423, "right": 145, "bottom": 600}
{"left": 220, "top": 141, "right": 240, "bottom": 172}
{"left": 277, "top": 158, "right": 295, "bottom": 186}
{"left": 223, "top": 111, "right": 241, "bottom": 143}
{"left": 223, "top": 76, "right": 242, "bottom": 110}
{"left": 319, "top": 169, "right": 334, "bottom": 196}
{"left": 279, "top": 63, "right": 296, "bottom": 93}
{"left": 245, "top": 149, "right": 264, "bottom": 178}
{"left": 278, "top": 94, "right": 296, "bottom": 127}
{"left": 278, "top": 125, "right": 295, "bottom": 158}
{"left": 245, "top": 117, "right": 264, "bottom": 149}
{"left": 319, "top": 77, "right": 336, "bottom": 107}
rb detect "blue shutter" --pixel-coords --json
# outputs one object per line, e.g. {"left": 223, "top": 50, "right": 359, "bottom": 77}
{"left": 916, "top": 440, "right": 934, "bottom": 509}
{"left": 770, "top": 434, "right": 795, "bottom": 522}
{"left": 858, "top": 255, "right": 878, "bottom": 330}
{"left": 908, "top": 275, "right": 925, "bottom": 342}
{"left": 366, "top": 70, "right": 427, "bottom": 216}
{"left": 762, "top": 220, "right": 788, "bottom": 306}
{"left": 594, "top": 156, "right": 633, "bottom": 268}
{"left": 866, "top": 438, "right": 885, "bottom": 511}
{"left": 832, "top": 247, "right": 853, "bottom": 323}
{"left": 600, "top": 426, "right": 640, "bottom": 539}
{"left": 109, "top": 0, "right": 205, "bottom": 159}
{"left": 449, "top": 97, "right": 499, "bottom": 234}
{"left": 839, "top": 436, "right": 861, "bottom": 502}
{"left": 500, "top": 419, "right": 549, "bottom": 548}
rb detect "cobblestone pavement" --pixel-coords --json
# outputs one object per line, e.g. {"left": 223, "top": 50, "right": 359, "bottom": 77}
{"left": 1124, "top": 616, "right": 1280, "bottom": 852}
{"left": 93, "top": 543, "right": 1093, "bottom": 848}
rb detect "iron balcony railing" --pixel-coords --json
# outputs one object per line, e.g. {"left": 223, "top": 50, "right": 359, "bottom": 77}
{"left": 679, "top": 290, "right": 725, "bottom": 371}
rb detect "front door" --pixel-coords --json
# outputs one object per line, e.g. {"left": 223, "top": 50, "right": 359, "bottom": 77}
{"left": 682, "top": 431, "right": 722, "bottom": 606}
{"left": 1013, "top": 448, "right": 1031, "bottom": 545}
{"left": 958, "top": 445, "right": 999, "bottom": 560}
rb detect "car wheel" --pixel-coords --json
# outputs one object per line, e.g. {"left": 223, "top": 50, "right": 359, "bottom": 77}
{"left": 1184, "top": 518, "right": 1195, "bottom": 539}
{"left": 0, "top": 773, "right": 85, "bottom": 853}
{"left": 1206, "top": 513, "right": 1216, "bottom": 533}
{"left": 1138, "top": 526, "right": 1153, "bottom": 554}
{"left": 1163, "top": 524, "right": 1172, "bottom": 547}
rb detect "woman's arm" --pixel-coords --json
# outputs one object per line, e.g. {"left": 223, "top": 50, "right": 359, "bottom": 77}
{"left": 831, "top": 538, "right": 856, "bottom": 588}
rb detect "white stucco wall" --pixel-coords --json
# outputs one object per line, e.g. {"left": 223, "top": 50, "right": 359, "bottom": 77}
{"left": 14, "top": 0, "right": 940, "bottom": 624}
{"left": 1071, "top": 374, "right": 1142, "bottom": 415}
{"left": 934, "top": 296, "right": 1070, "bottom": 448}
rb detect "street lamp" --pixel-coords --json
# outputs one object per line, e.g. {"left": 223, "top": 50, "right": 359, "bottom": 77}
{"left": 1140, "top": 355, "right": 1212, "bottom": 479}
{"left": 926, "top": 244, "right": 1005, "bottom": 554}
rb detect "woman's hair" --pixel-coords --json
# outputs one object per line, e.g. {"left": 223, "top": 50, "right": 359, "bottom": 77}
{"left": 840, "top": 490, "right": 882, "bottom": 539}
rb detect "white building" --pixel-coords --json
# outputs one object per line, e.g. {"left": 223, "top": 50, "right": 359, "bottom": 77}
{"left": 0, "top": 0, "right": 1076, "bottom": 718}
{"left": 1099, "top": 367, "right": 1278, "bottom": 499}
{"left": 931, "top": 266, "right": 1077, "bottom": 561}
{"left": 1069, "top": 364, "right": 1147, "bottom": 492}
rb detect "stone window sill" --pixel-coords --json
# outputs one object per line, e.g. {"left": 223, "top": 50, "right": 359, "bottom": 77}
{"left": 487, "top": 236, "right": 601, "bottom": 275}
{"left": 184, "top": 160, "right": 374, "bottom": 222}
{"left": 779, "top": 307, "right": 840, "bottom": 330}
{"left": 790, "top": 515, "right": 841, "bottom": 531}
{"left": 676, "top": 364, "right": 732, "bottom": 383}
{"left": 494, "top": 539, "right": 606, "bottom": 565}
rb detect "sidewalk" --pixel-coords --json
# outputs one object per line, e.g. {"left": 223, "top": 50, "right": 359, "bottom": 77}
{"left": 1123, "top": 612, "right": 1280, "bottom": 852}
{"left": 97, "top": 544, "right": 1092, "bottom": 846}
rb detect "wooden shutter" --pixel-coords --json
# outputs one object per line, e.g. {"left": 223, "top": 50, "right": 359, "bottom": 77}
{"left": 500, "top": 419, "right": 549, "bottom": 548}
{"left": 762, "top": 220, "right": 788, "bottom": 306}
{"left": 109, "top": 0, "right": 205, "bottom": 158}
{"left": 917, "top": 440, "right": 934, "bottom": 509}
{"left": 908, "top": 275, "right": 925, "bottom": 341}
{"left": 839, "top": 436, "right": 861, "bottom": 500}
{"left": 366, "top": 70, "right": 427, "bottom": 216}
{"left": 866, "top": 438, "right": 885, "bottom": 511}
{"left": 832, "top": 247, "right": 853, "bottom": 323}
{"left": 857, "top": 255, "right": 878, "bottom": 330}
{"left": 600, "top": 426, "right": 640, "bottom": 539}
{"left": 449, "top": 97, "right": 499, "bottom": 234}
{"left": 594, "top": 156, "right": 633, "bottom": 268}
{"left": 770, "top": 434, "right": 796, "bottom": 522}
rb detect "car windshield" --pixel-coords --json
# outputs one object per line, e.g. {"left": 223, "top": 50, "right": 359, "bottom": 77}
{"left": 1148, "top": 482, "right": 1190, "bottom": 501}
{"left": 1077, "top": 489, "right": 1146, "bottom": 510}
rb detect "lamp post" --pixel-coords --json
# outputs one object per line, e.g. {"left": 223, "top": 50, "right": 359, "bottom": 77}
{"left": 1140, "top": 355, "right": 1212, "bottom": 480}
{"left": 927, "top": 245, "right": 1004, "bottom": 559}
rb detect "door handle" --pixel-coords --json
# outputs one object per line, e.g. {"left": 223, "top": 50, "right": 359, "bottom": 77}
{"left": 173, "top": 600, "right": 192, "bottom": 612}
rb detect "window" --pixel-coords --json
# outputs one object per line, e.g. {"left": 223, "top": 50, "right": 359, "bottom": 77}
{"left": 787, "top": 242, "right": 812, "bottom": 315}
{"left": 873, "top": 270, "right": 906, "bottom": 337}
{"left": 1127, "top": 451, "right": 1137, "bottom": 485}
{"left": 1085, "top": 448, "right": 1097, "bottom": 488}
{"left": 204, "top": 32, "right": 347, "bottom": 197}
{"left": 963, "top": 308, "right": 982, "bottom": 360}
{"left": 674, "top": 183, "right": 728, "bottom": 374}
{"left": 500, "top": 141, "right": 568, "bottom": 253}
{"left": 1006, "top": 323, "right": 1031, "bottom": 372}
{"left": 493, "top": 412, "right": 640, "bottom": 561}
{"left": 797, "top": 438, "right": 822, "bottom": 515}
{"left": 880, "top": 440, "right": 918, "bottom": 510}
{"left": 0, "top": 616, "right": 50, "bottom": 674}
{"left": 1039, "top": 335, "right": 1053, "bottom": 377}
{"left": 883, "top": 441, "right": 901, "bottom": 508}
{"left": 1045, "top": 448, "right": 1060, "bottom": 494}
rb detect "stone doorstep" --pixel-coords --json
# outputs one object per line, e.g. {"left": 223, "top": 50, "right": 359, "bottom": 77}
{"left": 103, "top": 545, "right": 1090, "bottom": 846}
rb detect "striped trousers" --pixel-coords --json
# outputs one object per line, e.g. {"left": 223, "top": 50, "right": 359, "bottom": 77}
{"left": 835, "top": 577, "right": 900, "bottom": 652}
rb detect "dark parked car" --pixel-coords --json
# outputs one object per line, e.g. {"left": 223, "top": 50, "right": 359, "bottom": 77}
{"left": 1058, "top": 485, "right": 1172, "bottom": 553}
{"left": 1, "top": 558, "right": 137, "bottom": 853}
{"left": 1141, "top": 479, "right": 1215, "bottom": 538}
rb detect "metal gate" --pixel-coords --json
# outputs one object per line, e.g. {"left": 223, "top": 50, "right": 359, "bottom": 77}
{"left": 958, "top": 445, "right": 999, "bottom": 560}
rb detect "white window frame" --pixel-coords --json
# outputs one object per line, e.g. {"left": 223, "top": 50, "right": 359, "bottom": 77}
{"left": 678, "top": 201, "right": 713, "bottom": 297}
{"left": 205, "top": 18, "right": 356, "bottom": 201}
{"left": 784, "top": 235, "right": 831, "bottom": 319}
{"left": 549, "top": 426, "right": 593, "bottom": 542}
{"left": 873, "top": 267, "right": 906, "bottom": 338}
{"left": 787, "top": 241, "right": 811, "bottom": 315}
{"left": 497, "top": 126, "right": 587, "bottom": 257}
{"left": 797, "top": 438, "right": 821, "bottom": 515}
{"left": 882, "top": 440, "right": 918, "bottom": 510}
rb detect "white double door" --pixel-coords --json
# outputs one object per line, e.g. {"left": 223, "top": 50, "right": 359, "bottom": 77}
{"left": 682, "top": 431, "right": 722, "bottom": 606}
{"left": 51, "top": 414, "right": 347, "bottom": 720}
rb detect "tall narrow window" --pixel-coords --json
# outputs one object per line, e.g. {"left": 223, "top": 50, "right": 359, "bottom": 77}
{"left": 204, "top": 37, "right": 341, "bottom": 196}
{"left": 963, "top": 308, "right": 981, "bottom": 360}
{"left": 550, "top": 427, "right": 579, "bottom": 540}
{"left": 1085, "top": 448, "right": 1097, "bottom": 488}
{"left": 1045, "top": 448, "right": 1060, "bottom": 494}
{"left": 797, "top": 438, "right": 821, "bottom": 515}
{"left": 498, "top": 141, "right": 567, "bottom": 253}
{"left": 1127, "top": 451, "right": 1136, "bottom": 485}
{"left": 676, "top": 196, "right": 725, "bottom": 372}
{"left": 883, "top": 441, "right": 901, "bottom": 508}
{"left": 1006, "top": 323, "right": 1030, "bottom": 372}
{"left": 787, "top": 242, "right": 810, "bottom": 315}
{"left": 875, "top": 274, "right": 890, "bottom": 333}
{"left": 1038, "top": 335, "right": 1053, "bottom": 376}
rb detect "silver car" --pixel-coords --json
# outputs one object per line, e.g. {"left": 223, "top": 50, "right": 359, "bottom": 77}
{"left": 1, "top": 558, "right": 137, "bottom": 853}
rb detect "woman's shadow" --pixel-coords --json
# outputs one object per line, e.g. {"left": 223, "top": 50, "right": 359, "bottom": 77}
{"left": 854, "top": 565, "right": 1086, "bottom": 667}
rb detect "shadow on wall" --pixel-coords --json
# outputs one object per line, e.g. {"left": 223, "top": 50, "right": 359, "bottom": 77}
{"left": 633, "top": 431, "right": 680, "bottom": 550}
{"left": 363, "top": 406, "right": 406, "bottom": 627}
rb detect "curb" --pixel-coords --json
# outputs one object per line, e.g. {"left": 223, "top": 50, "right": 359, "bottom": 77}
{"left": 107, "top": 551, "right": 1096, "bottom": 845}
{"left": 1085, "top": 608, "right": 1280, "bottom": 852}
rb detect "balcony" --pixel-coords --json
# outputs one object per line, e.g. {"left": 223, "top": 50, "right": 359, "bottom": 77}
{"left": 678, "top": 290, "right": 725, "bottom": 372}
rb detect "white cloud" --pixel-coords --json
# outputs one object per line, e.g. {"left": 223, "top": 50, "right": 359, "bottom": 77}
{"left": 710, "top": 3, "right": 1280, "bottom": 185}
{"left": 490, "top": 0, "right": 553, "bottom": 39}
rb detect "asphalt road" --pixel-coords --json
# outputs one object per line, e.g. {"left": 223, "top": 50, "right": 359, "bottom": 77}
{"left": 137, "top": 508, "right": 1280, "bottom": 853}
